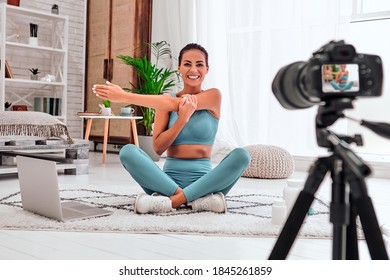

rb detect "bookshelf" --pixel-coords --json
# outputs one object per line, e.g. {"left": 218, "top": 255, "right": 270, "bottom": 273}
{"left": 0, "top": 3, "right": 68, "bottom": 121}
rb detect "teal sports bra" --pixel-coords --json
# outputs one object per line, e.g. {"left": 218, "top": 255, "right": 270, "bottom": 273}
{"left": 168, "top": 94, "right": 219, "bottom": 146}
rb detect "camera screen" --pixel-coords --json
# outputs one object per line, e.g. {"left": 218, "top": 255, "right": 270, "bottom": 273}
{"left": 322, "top": 64, "right": 360, "bottom": 93}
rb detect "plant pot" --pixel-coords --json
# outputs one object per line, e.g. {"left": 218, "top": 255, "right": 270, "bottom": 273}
{"left": 52, "top": 8, "right": 59, "bottom": 15}
{"left": 30, "top": 75, "right": 38, "bottom": 80}
{"left": 139, "top": 135, "right": 160, "bottom": 161}
{"left": 29, "top": 37, "right": 38, "bottom": 46}
{"left": 101, "top": 107, "right": 111, "bottom": 116}
{"left": 7, "top": 0, "right": 20, "bottom": 6}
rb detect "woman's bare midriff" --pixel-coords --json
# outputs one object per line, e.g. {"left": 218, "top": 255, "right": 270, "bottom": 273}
{"left": 167, "top": 144, "right": 212, "bottom": 159}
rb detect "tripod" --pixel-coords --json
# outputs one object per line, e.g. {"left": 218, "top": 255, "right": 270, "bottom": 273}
{"left": 269, "top": 98, "right": 389, "bottom": 260}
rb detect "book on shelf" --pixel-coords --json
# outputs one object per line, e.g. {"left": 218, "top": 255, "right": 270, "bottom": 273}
{"left": 5, "top": 60, "right": 14, "bottom": 78}
{"left": 12, "top": 105, "right": 28, "bottom": 111}
{"left": 34, "top": 97, "right": 62, "bottom": 116}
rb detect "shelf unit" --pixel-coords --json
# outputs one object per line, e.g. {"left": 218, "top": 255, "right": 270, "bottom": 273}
{"left": 0, "top": 3, "right": 68, "bottom": 122}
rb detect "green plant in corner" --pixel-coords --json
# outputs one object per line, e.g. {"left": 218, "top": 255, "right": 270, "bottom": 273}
{"left": 117, "top": 41, "right": 180, "bottom": 136}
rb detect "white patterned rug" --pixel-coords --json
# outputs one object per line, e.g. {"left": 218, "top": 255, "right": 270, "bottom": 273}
{"left": 0, "top": 180, "right": 340, "bottom": 238}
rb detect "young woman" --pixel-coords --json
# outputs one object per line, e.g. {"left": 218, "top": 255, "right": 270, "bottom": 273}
{"left": 330, "top": 64, "right": 354, "bottom": 91}
{"left": 94, "top": 43, "right": 250, "bottom": 214}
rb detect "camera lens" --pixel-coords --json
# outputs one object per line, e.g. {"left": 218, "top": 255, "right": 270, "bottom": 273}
{"left": 272, "top": 41, "right": 382, "bottom": 111}
{"left": 272, "top": 61, "right": 317, "bottom": 110}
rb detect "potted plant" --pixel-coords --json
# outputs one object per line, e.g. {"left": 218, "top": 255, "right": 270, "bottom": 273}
{"left": 29, "top": 23, "right": 39, "bottom": 46}
{"left": 100, "top": 99, "right": 111, "bottom": 116}
{"left": 117, "top": 41, "right": 179, "bottom": 135}
{"left": 4, "top": 101, "right": 12, "bottom": 111}
{"left": 51, "top": 4, "right": 59, "bottom": 14}
{"left": 117, "top": 41, "right": 180, "bottom": 160}
{"left": 29, "top": 68, "right": 40, "bottom": 80}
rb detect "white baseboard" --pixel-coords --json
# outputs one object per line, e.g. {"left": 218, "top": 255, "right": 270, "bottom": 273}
{"left": 293, "top": 155, "right": 390, "bottom": 179}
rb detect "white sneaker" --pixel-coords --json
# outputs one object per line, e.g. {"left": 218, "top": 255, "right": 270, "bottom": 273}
{"left": 134, "top": 193, "right": 176, "bottom": 214}
{"left": 191, "top": 193, "right": 227, "bottom": 213}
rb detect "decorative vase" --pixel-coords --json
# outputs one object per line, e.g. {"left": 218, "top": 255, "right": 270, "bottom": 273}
{"left": 101, "top": 107, "right": 111, "bottom": 116}
{"left": 29, "top": 37, "right": 38, "bottom": 46}
{"left": 7, "top": 0, "right": 20, "bottom": 6}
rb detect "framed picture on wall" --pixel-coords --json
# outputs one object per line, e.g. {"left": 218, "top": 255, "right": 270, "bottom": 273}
{"left": 5, "top": 60, "right": 14, "bottom": 78}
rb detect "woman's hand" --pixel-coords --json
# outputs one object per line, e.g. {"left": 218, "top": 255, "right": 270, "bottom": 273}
{"left": 178, "top": 94, "right": 197, "bottom": 123}
{"left": 93, "top": 81, "right": 129, "bottom": 103}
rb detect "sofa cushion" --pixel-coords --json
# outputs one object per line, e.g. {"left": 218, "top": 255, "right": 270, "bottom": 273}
{"left": 0, "top": 111, "right": 72, "bottom": 143}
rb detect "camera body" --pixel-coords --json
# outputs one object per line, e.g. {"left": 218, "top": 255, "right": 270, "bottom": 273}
{"left": 272, "top": 40, "right": 383, "bottom": 110}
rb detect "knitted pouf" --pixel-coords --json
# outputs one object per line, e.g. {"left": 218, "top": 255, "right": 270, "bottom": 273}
{"left": 242, "top": 144, "right": 294, "bottom": 179}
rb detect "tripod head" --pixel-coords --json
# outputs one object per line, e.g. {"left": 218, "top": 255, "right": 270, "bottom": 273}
{"left": 315, "top": 98, "right": 370, "bottom": 178}
{"left": 316, "top": 96, "right": 390, "bottom": 148}
{"left": 315, "top": 98, "right": 361, "bottom": 148}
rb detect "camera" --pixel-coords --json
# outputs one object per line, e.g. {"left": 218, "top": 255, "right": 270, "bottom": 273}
{"left": 272, "top": 40, "right": 383, "bottom": 110}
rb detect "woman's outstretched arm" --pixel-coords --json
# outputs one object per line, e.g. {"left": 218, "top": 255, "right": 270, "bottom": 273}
{"left": 93, "top": 81, "right": 181, "bottom": 111}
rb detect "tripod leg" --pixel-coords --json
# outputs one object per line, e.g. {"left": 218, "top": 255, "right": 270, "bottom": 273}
{"left": 346, "top": 196, "right": 359, "bottom": 259}
{"left": 330, "top": 158, "right": 351, "bottom": 260}
{"left": 348, "top": 176, "right": 389, "bottom": 259}
{"left": 268, "top": 158, "right": 329, "bottom": 260}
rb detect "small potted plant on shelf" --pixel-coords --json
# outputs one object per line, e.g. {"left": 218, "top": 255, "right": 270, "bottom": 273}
{"left": 29, "top": 23, "right": 39, "bottom": 46}
{"left": 51, "top": 4, "right": 59, "bottom": 14}
{"left": 4, "top": 101, "right": 12, "bottom": 111}
{"left": 100, "top": 100, "right": 112, "bottom": 116}
{"left": 29, "top": 68, "right": 40, "bottom": 80}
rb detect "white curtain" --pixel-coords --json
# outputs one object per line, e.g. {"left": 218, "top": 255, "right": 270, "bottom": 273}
{"left": 152, "top": 0, "right": 351, "bottom": 158}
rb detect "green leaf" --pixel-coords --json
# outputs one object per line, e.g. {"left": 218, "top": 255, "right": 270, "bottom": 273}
{"left": 102, "top": 100, "right": 111, "bottom": 108}
{"left": 117, "top": 41, "right": 181, "bottom": 135}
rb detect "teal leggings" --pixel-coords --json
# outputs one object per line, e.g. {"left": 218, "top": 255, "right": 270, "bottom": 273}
{"left": 119, "top": 145, "right": 251, "bottom": 202}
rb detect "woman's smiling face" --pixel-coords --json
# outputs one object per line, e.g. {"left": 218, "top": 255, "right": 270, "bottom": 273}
{"left": 178, "top": 49, "right": 209, "bottom": 87}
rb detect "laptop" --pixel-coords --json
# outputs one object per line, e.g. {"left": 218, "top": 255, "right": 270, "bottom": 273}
{"left": 16, "top": 156, "right": 113, "bottom": 222}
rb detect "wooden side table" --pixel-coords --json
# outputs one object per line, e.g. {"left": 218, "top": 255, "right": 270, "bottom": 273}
{"left": 78, "top": 113, "right": 143, "bottom": 163}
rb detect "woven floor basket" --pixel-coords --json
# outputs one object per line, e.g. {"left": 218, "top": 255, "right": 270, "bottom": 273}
{"left": 242, "top": 144, "right": 295, "bottom": 179}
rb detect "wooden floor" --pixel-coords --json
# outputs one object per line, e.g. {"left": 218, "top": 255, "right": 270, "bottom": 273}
{"left": 0, "top": 152, "right": 389, "bottom": 260}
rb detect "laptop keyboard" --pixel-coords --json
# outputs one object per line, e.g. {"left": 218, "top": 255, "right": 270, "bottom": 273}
{"left": 61, "top": 207, "right": 84, "bottom": 219}
{"left": 68, "top": 204, "right": 94, "bottom": 211}
{"left": 61, "top": 202, "right": 113, "bottom": 220}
